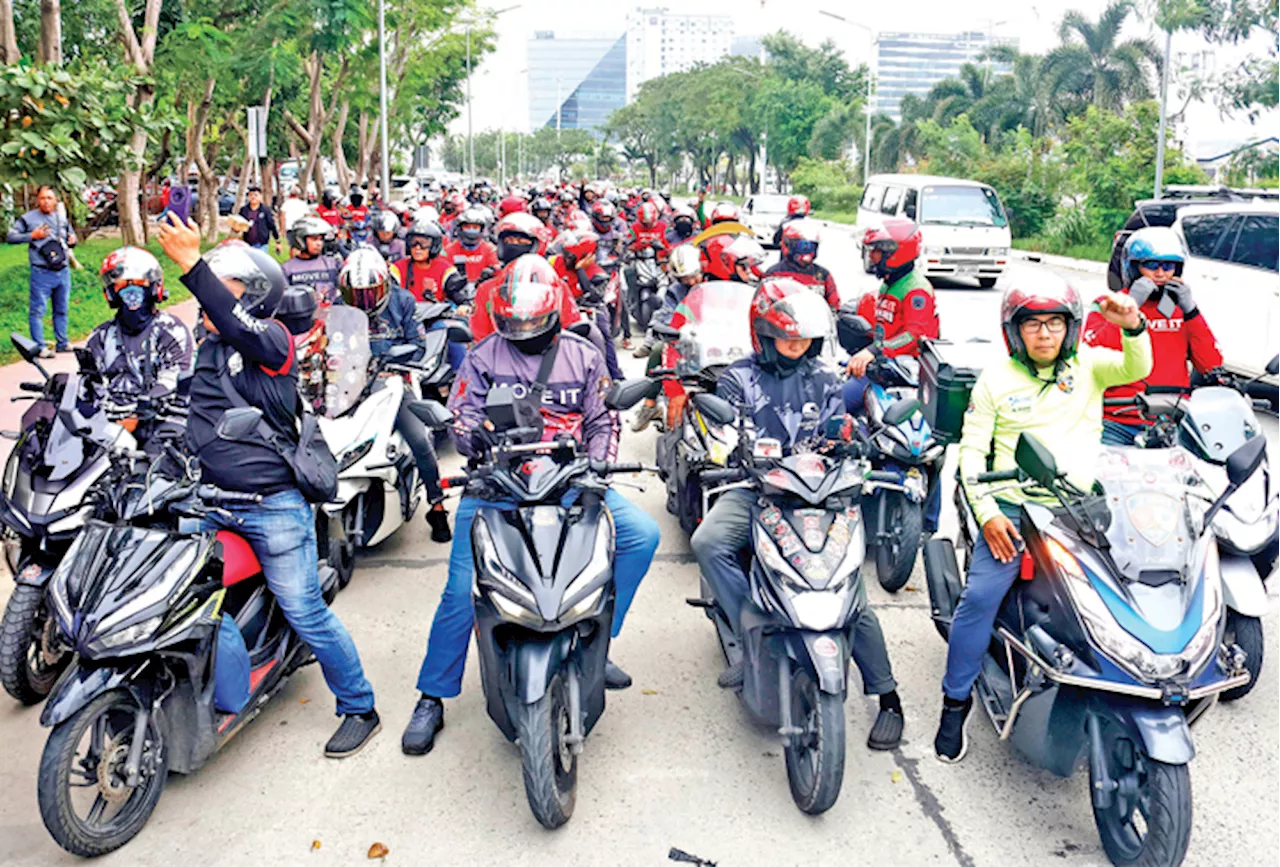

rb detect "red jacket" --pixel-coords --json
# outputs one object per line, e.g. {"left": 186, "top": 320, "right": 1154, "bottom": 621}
{"left": 469, "top": 260, "right": 586, "bottom": 342}
{"left": 763, "top": 260, "right": 841, "bottom": 311}
{"left": 444, "top": 239, "right": 499, "bottom": 283}
{"left": 394, "top": 256, "right": 457, "bottom": 303}
{"left": 1083, "top": 290, "right": 1223, "bottom": 425}
{"left": 344, "top": 205, "right": 369, "bottom": 224}
{"left": 316, "top": 205, "right": 343, "bottom": 227}
{"left": 629, "top": 220, "right": 669, "bottom": 254}
{"left": 853, "top": 269, "right": 937, "bottom": 358}
{"left": 551, "top": 255, "right": 604, "bottom": 301}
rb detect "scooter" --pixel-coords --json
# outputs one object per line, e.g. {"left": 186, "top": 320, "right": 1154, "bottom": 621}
{"left": 687, "top": 393, "right": 909, "bottom": 815}
{"left": 0, "top": 335, "right": 138, "bottom": 704}
{"left": 455, "top": 379, "right": 650, "bottom": 829}
{"left": 35, "top": 413, "right": 341, "bottom": 857}
{"left": 924, "top": 432, "right": 1256, "bottom": 867}
{"left": 411, "top": 301, "right": 472, "bottom": 407}
{"left": 623, "top": 242, "right": 667, "bottom": 333}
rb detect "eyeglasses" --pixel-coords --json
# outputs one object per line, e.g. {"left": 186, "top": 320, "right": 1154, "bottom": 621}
{"left": 112, "top": 277, "right": 151, "bottom": 290}
{"left": 1019, "top": 316, "right": 1068, "bottom": 335}
{"left": 1140, "top": 260, "right": 1177, "bottom": 272}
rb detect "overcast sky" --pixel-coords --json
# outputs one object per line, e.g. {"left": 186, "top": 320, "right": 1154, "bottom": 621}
{"left": 448, "top": 0, "right": 1278, "bottom": 159}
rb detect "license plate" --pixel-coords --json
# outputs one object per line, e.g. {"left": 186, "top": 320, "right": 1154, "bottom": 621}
{"left": 955, "top": 265, "right": 979, "bottom": 275}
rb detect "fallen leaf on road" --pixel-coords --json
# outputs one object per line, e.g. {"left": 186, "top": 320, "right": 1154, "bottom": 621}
{"left": 904, "top": 586, "right": 919, "bottom": 592}
{"left": 641, "top": 688, "right": 658, "bottom": 695}
{"left": 311, "top": 840, "right": 321, "bottom": 851}
{"left": 368, "top": 842, "right": 389, "bottom": 859}
{"left": 891, "top": 770, "right": 903, "bottom": 783}
{"left": 299, "top": 698, "right": 311, "bottom": 705}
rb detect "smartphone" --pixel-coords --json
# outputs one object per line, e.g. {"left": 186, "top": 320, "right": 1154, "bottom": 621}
{"left": 165, "top": 185, "right": 191, "bottom": 225}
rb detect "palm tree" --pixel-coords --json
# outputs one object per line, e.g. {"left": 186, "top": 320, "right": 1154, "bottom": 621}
{"left": 1042, "top": 0, "right": 1162, "bottom": 114}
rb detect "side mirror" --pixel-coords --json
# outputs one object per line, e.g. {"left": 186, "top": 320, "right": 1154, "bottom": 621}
{"left": 10, "top": 332, "right": 40, "bottom": 363}
{"left": 881, "top": 398, "right": 920, "bottom": 428}
{"left": 1014, "top": 433, "right": 1059, "bottom": 487}
{"left": 446, "top": 323, "right": 473, "bottom": 344}
{"left": 606, "top": 377, "right": 660, "bottom": 410}
{"left": 75, "top": 348, "right": 100, "bottom": 376}
{"left": 1267, "top": 355, "right": 1278, "bottom": 376}
{"left": 651, "top": 322, "right": 681, "bottom": 341}
{"left": 904, "top": 205, "right": 917, "bottom": 220}
{"left": 843, "top": 314, "right": 873, "bottom": 334}
{"left": 414, "top": 301, "right": 451, "bottom": 323}
{"left": 1226, "top": 435, "right": 1266, "bottom": 487}
{"left": 406, "top": 399, "right": 454, "bottom": 430}
{"left": 691, "top": 392, "right": 736, "bottom": 426}
{"left": 216, "top": 407, "right": 263, "bottom": 441}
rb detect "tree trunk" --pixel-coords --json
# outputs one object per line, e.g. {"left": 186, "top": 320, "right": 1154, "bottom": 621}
{"left": 232, "top": 121, "right": 252, "bottom": 215}
{"left": 356, "top": 111, "right": 369, "bottom": 185}
{"left": 332, "top": 99, "right": 352, "bottom": 191}
{"left": 0, "top": 0, "right": 19, "bottom": 64}
{"left": 188, "top": 78, "right": 220, "bottom": 244}
{"left": 114, "top": 0, "right": 161, "bottom": 247}
{"left": 36, "top": 0, "right": 60, "bottom": 65}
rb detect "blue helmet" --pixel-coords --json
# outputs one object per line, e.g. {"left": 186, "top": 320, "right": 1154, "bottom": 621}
{"left": 1122, "top": 226, "right": 1185, "bottom": 285}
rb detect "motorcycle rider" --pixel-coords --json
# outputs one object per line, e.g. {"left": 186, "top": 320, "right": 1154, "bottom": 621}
{"left": 665, "top": 206, "right": 699, "bottom": 248}
{"left": 629, "top": 244, "right": 706, "bottom": 431}
{"left": 283, "top": 216, "right": 345, "bottom": 305}
{"left": 764, "top": 219, "right": 840, "bottom": 310}
{"left": 722, "top": 235, "right": 767, "bottom": 286}
{"left": 155, "top": 214, "right": 381, "bottom": 758}
{"left": 1083, "top": 226, "right": 1222, "bottom": 446}
{"left": 339, "top": 248, "right": 452, "bottom": 543}
{"left": 698, "top": 202, "right": 743, "bottom": 281}
{"left": 771, "top": 195, "right": 811, "bottom": 248}
{"left": 444, "top": 206, "right": 498, "bottom": 284}
{"left": 551, "top": 228, "right": 624, "bottom": 380}
{"left": 689, "top": 278, "right": 907, "bottom": 751}
{"left": 316, "top": 189, "right": 343, "bottom": 229}
{"left": 628, "top": 201, "right": 668, "bottom": 255}
{"left": 935, "top": 279, "right": 1150, "bottom": 763}
{"left": 372, "top": 211, "right": 406, "bottom": 262}
{"left": 401, "top": 255, "right": 660, "bottom": 755}
{"left": 89, "top": 246, "right": 195, "bottom": 445}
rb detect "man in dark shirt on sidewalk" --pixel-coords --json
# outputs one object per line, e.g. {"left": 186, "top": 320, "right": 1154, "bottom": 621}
{"left": 239, "top": 185, "right": 280, "bottom": 254}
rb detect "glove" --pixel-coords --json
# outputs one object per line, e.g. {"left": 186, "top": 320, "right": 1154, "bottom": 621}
{"left": 1163, "top": 280, "right": 1196, "bottom": 318}
{"left": 1127, "top": 276, "right": 1159, "bottom": 309}
{"left": 469, "top": 426, "right": 499, "bottom": 455}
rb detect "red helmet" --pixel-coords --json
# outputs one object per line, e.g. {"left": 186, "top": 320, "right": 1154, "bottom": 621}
{"left": 589, "top": 199, "right": 616, "bottom": 227}
{"left": 495, "top": 212, "right": 545, "bottom": 263}
{"left": 492, "top": 254, "right": 562, "bottom": 341}
{"left": 100, "top": 246, "right": 165, "bottom": 308}
{"left": 338, "top": 247, "right": 391, "bottom": 314}
{"left": 781, "top": 219, "right": 822, "bottom": 266}
{"left": 786, "top": 195, "right": 811, "bottom": 217}
{"left": 555, "top": 229, "right": 598, "bottom": 266}
{"left": 498, "top": 195, "right": 527, "bottom": 217}
{"left": 749, "top": 278, "right": 834, "bottom": 356}
{"left": 722, "top": 235, "right": 766, "bottom": 279}
{"left": 863, "top": 217, "right": 921, "bottom": 277}
{"left": 710, "top": 201, "right": 739, "bottom": 224}
{"left": 1000, "top": 276, "right": 1085, "bottom": 374}
{"left": 637, "top": 201, "right": 659, "bottom": 227}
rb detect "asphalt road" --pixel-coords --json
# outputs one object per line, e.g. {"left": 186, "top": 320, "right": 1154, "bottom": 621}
{"left": 0, "top": 227, "right": 1274, "bottom": 867}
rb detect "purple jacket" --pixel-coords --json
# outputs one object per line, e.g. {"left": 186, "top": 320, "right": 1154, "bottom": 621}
{"left": 447, "top": 331, "right": 616, "bottom": 460}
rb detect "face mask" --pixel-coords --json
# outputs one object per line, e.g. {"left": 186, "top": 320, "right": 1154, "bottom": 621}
{"left": 117, "top": 297, "right": 155, "bottom": 335}
{"left": 512, "top": 327, "right": 557, "bottom": 356}
{"left": 459, "top": 227, "right": 482, "bottom": 244}
{"left": 675, "top": 221, "right": 693, "bottom": 238}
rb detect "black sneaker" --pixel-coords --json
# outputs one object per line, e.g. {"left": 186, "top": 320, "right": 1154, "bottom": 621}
{"left": 325, "top": 710, "right": 381, "bottom": 758}
{"left": 867, "top": 708, "right": 904, "bottom": 751}
{"left": 401, "top": 696, "right": 444, "bottom": 755}
{"left": 934, "top": 697, "right": 973, "bottom": 763}
{"left": 717, "top": 659, "right": 744, "bottom": 690}
{"left": 426, "top": 507, "right": 452, "bottom": 543}
{"left": 604, "top": 659, "right": 632, "bottom": 690}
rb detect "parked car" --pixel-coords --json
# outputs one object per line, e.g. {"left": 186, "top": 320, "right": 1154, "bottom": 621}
{"left": 741, "top": 193, "right": 791, "bottom": 247}
{"left": 854, "top": 174, "right": 1011, "bottom": 288}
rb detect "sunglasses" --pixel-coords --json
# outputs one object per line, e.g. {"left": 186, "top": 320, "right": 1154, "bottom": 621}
{"left": 1140, "top": 260, "right": 1177, "bottom": 272}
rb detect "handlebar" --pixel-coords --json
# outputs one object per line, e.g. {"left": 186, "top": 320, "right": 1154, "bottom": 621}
{"left": 866, "top": 470, "right": 901, "bottom": 484}
{"left": 197, "top": 484, "right": 262, "bottom": 505}
{"left": 1102, "top": 397, "right": 1137, "bottom": 407}
{"left": 588, "top": 460, "right": 653, "bottom": 476}
{"left": 976, "top": 468, "right": 1021, "bottom": 483}
{"left": 18, "top": 381, "right": 42, "bottom": 393}
{"left": 702, "top": 467, "right": 747, "bottom": 486}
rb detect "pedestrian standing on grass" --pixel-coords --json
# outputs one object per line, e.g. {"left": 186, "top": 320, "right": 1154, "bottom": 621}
{"left": 239, "top": 185, "right": 280, "bottom": 255}
{"left": 6, "top": 185, "right": 78, "bottom": 358}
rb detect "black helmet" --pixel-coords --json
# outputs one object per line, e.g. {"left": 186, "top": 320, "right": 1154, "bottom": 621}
{"left": 277, "top": 286, "right": 317, "bottom": 335}
{"left": 406, "top": 215, "right": 445, "bottom": 257}
{"left": 203, "top": 242, "right": 285, "bottom": 319}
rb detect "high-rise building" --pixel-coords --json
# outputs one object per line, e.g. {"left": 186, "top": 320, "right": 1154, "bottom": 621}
{"left": 527, "top": 31, "right": 627, "bottom": 136}
{"left": 625, "top": 8, "right": 735, "bottom": 101}
{"left": 875, "top": 31, "right": 1017, "bottom": 121}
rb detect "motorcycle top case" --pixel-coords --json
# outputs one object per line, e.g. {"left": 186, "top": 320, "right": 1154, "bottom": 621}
{"left": 918, "top": 338, "right": 984, "bottom": 446}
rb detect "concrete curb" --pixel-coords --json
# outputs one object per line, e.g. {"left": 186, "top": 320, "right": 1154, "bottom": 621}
{"left": 1011, "top": 248, "right": 1108, "bottom": 276}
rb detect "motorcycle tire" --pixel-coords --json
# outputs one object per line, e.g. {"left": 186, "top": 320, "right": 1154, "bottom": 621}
{"left": 1090, "top": 717, "right": 1191, "bottom": 867}
{"left": 515, "top": 671, "right": 577, "bottom": 829}
{"left": 1, "top": 583, "right": 69, "bottom": 704}
{"left": 784, "top": 668, "right": 845, "bottom": 815}
{"left": 875, "top": 492, "right": 922, "bottom": 593}
{"left": 1220, "top": 611, "right": 1264, "bottom": 703}
{"left": 38, "top": 689, "right": 168, "bottom": 858}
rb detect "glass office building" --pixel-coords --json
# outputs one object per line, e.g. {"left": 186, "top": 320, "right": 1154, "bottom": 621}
{"left": 527, "top": 31, "right": 627, "bottom": 136}
{"left": 875, "top": 31, "right": 1017, "bottom": 120}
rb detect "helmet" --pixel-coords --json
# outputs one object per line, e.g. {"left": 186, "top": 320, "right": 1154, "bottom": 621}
{"left": 670, "top": 206, "right": 696, "bottom": 238}
{"left": 376, "top": 211, "right": 399, "bottom": 235}
{"left": 669, "top": 244, "right": 703, "bottom": 281}
{"left": 531, "top": 197, "right": 553, "bottom": 220}
{"left": 710, "top": 202, "right": 739, "bottom": 224}
{"left": 406, "top": 216, "right": 444, "bottom": 257}
{"left": 559, "top": 189, "right": 576, "bottom": 204}
{"left": 276, "top": 286, "right": 318, "bottom": 336}
{"left": 499, "top": 195, "right": 527, "bottom": 217}
{"left": 414, "top": 205, "right": 441, "bottom": 224}
{"left": 749, "top": 278, "right": 834, "bottom": 363}
{"left": 786, "top": 195, "right": 811, "bottom": 217}
{"left": 203, "top": 243, "right": 285, "bottom": 319}
{"left": 863, "top": 217, "right": 921, "bottom": 278}
{"left": 456, "top": 206, "right": 488, "bottom": 243}
{"left": 723, "top": 235, "right": 766, "bottom": 279}
{"left": 1000, "top": 275, "right": 1085, "bottom": 374}
{"left": 1122, "top": 226, "right": 1185, "bottom": 284}
{"left": 492, "top": 255, "right": 562, "bottom": 341}
{"left": 589, "top": 200, "right": 616, "bottom": 228}
{"left": 495, "top": 212, "right": 544, "bottom": 263}
{"left": 556, "top": 229, "right": 598, "bottom": 267}
{"left": 99, "top": 246, "right": 165, "bottom": 308}
{"left": 289, "top": 215, "right": 333, "bottom": 251}
{"left": 339, "top": 247, "right": 392, "bottom": 314}
{"left": 321, "top": 189, "right": 337, "bottom": 208}
{"left": 781, "top": 219, "right": 822, "bottom": 266}
{"left": 637, "top": 201, "right": 659, "bottom": 227}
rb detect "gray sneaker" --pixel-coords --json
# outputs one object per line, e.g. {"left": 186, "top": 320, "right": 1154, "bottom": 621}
{"left": 632, "top": 340, "right": 653, "bottom": 358}
{"left": 631, "top": 403, "right": 662, "bottom": 433}
{"left": 401, "top": 696, "right": 444, "bottom": 755}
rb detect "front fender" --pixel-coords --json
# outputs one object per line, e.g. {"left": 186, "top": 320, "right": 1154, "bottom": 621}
{"left": 511, "top": 632, "right": 574, "bottom": 705}
{"left": 13, "top": 560, "right": 55, "bottom": 587}
{"left": 1122, "top": 704, "right": 1195, "bottom": 766}
{"left": 790, "top": 631, "right": 849, "bottom": 696}
{"left": 40, "top": 664, "right": 132, "bottom": 727}
{"left": 1221, "top": 554, "right": 1269, "bottom": 618}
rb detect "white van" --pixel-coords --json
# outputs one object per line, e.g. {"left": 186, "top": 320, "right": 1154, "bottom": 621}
{"left": 855, "top": 174, "right": 1011, "bottom": 288}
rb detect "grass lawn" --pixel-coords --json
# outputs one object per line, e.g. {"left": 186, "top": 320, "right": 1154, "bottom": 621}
{"left": 1013, "top": 237, "right": 1112, "bottom": 264}
{"left": 811, "top": 209, "right": 859, "bottom": 225}
{"left": 0, "top": 237, "right": 198, "bottom": 365}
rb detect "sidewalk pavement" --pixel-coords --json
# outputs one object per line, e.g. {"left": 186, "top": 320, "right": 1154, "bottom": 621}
{"left": 1011, "top": 248, "right": 1109, "bottom": 276}
{"left": 0, "top": 299, "right": 201, "bottom": 464}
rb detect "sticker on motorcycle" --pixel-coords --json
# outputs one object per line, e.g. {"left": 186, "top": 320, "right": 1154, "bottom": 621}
{"left": 813, "top": 636, "right": 840, "bottom": 658}
{"left": 20, "top": 563, "right": 43, "bottom": 580}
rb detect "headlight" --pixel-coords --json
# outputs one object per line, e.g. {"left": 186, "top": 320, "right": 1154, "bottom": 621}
{"left": 47, "top": 533, "right": 86, "bottom": 633}
{"left": 560, "top": 518, "right": 611, "bottom": 616}
{"left": 561, "top": 586, "right": 605, "bottom": 623}
{"left": 473, "top": 518, "right": 538, "bottom": 613}
{"left": 339, "top": 437, "right": 376, "bottom": 472}
{"left": 922, "top": 246, "right": 945, "bottom": 257}
{"left": 2, "top": 448, "right": 18, "bottom": 498}
{"left": 93, "top": 614, "right": 162, "bottom": 651}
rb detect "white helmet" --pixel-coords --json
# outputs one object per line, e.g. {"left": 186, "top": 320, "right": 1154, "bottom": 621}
{"left": 669, "top": 244, "right": 703, "bottom": 281}
{"left": 338, "top": 246, "right": 391, "bottom": 314}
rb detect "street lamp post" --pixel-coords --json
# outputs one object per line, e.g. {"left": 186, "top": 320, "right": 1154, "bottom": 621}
{"left": 1153, "top": 28, "right": 1173, "bottom": 199}
{"left": 461, "top": 5, "right": 521, "bottom": 187}
{"left": 819, "top": 10, "right": 874, "bottom": 185}
{"left": 377, "top": 0, "right": 391, "bottom": 201}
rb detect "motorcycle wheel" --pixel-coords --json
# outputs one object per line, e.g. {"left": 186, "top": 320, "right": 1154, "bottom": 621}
{"left": 783, "top": 668, "right": 845, "bottom": 815}
{"left": 37, "top": 689, "right": 168, "bottom": 857}
{"left": 1090, "top": 717, "right": 1191, "bottom": 867}
{"left": 875, "top": 492, "right": 922, "bottom": 593}
{"left": 1, "top": 583, "right": 70, "bottom": 704}
{"left": 515, "top": 671, "right": 577, "bottom": 829}
{"left": 1220, "top": 611, "right": 1264, "bottom": 702}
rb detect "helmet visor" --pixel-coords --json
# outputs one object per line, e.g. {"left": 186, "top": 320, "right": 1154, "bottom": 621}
{"left": 789, "top": 240, "right": 819, "bottom": 259}
{"left": 776, "top": 291, "right": 835, "bottom": 340}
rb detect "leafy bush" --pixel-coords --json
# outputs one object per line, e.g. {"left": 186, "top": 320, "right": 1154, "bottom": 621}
{"left": 790, "top": 157, "right": 861, "bottom": 212}
{"left": 1042, "top": 206, "right": 1097, "bottom": 250}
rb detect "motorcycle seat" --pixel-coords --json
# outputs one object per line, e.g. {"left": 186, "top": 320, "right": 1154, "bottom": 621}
{"left": 217, "top": 531, "right": 262, "bottom": 588}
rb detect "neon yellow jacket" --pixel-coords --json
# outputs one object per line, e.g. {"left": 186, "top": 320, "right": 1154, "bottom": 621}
{"left": 960, "top": 329, "right": 1154, "bottom": 526}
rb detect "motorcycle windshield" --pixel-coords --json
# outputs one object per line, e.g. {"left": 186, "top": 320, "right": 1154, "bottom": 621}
{"left": 321, "top": 306, "right": 372, "bottom": 418}
{"left": 1178, "top": 387, "right": 1261, "bottom": 464}
{"left": 670, "top": 281, "right": 756, "bottom": 377}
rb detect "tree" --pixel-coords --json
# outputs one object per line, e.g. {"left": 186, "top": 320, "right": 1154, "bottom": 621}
{"left": 526, "top": 127, "right": 594, "bottom": 180}
{"left": 113, "top": 0, "right": 163, "bottom": 247}
{"left": 1042, "top": 1, "right": 1163, "bottom": 113}
{"left": 602, "top": 95, "right": 665, "bottom": 187}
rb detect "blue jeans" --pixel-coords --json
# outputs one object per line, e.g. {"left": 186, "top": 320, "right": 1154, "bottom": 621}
{"left": 200, "top": 490, "right": 376, "bottom": 715}
{"left": 29, "top": 265, "right": 70, "bottom": 348}
{"left": 1101, "top": 419, "right": 1141, "bottom": 446}
{"left": 941, "top": 522, "right": 1021, "bottom": 701}
{"left": 415, "top": 488, "right": 659, "bottom": 698}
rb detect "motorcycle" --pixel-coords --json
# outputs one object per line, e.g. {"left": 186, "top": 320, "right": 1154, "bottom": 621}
{"left": 452, "top": 379, "right": 651, "bottom": 829}
{"left": 0, "top": 335, "right": 138, "bottom": 704}
{"left": 34, "top": 412, "right": 341, "bottom": 856}
{"left": 412, "top": 300, "right": 472, "bottom": 407}
{"left": 622, "top": 242, "right": 667, "bottom": 333}
{"left": 686, "top": 394, "right": 912, "bottom": 815}
{"left": 924, "top": 432, "right": 1257, "bottom": 867}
